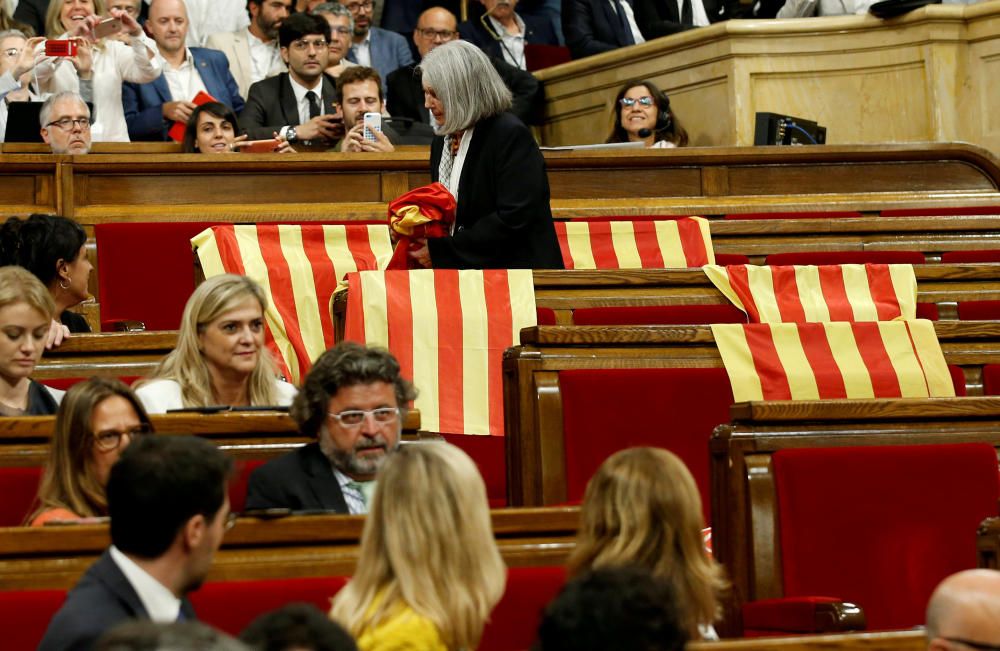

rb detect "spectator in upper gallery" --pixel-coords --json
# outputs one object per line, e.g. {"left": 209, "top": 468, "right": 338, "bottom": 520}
{"left": 562, "top": 0, "right": 645, "bottom": 59}
{"left": 311, "top": 2, "right": 357, "bottom": 79}
{"left": 926, "top": 569, "right": 1000, "bottom": 651}
{"left": 122, "top": 0, "right": 244, "bottom": 142}
{"left": 335, "top": 66, "right": 396, "bottom": 152}
{"left": 106, "top": 0, "right": 141, "bottom": 20}
{"left": 205, "top": 0, "right": 291, "bottom": 99}
{"left": 176, "top": 0, "right": 250, "bottom": 47}
{"left": 338, "top": 0, "right": 412, "bottom": 88}
{"left": 12, "top": 0, "right": 48, "bottom": 38}
{"left": 606, "top": 79, "right": 687, "bottom": 148}
{"left": 0, "top": 30, "right": 46, "bottom": 141}
{"left": 459, "top": 0, "right": 559, "bottom": 71}
{"left": 632, "top": 0, "right": 737, "bottom": 40}
{"left": 387, "top": 7, "right": 541, "bottom": 127}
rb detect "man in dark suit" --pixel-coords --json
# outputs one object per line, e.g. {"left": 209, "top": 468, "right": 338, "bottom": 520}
{"left": 38, "top": 436, "right": 233, "bottom": 651}
{"left": 240, "top": 12, "right": 343, "bottom": 142}
{"left": 387, "top": 7, "right": 542, "bottom": 127}
{"left": 459, "top": 0, "right": 559, "bottom": 70}
{"left": 122, "top": 0, "right": 244, "bottom": 141}
{"left": 245, "top": 342, "right": 417, "bottom": 514}
{"left": 338, "top": 0, "right": 413, "bottom": 88}
{"left": 632, "top": 0, "right": 737, "bottom": 40}
{"left": 562, "top": 0, "right": 645, "bottom": 59}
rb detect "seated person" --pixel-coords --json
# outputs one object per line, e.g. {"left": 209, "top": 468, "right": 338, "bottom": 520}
{"left": 335, "top": 65, "right": 395, "bottom": 152}
{"left": 240, "top": 604, "right": 358, "bottom": 651}
{"left": 122, "top": 0, "right": 244, "bottom": 142}
{"left": 182, "top": 101, "right": 294, "bottom": 152}
{"left": 566, "top": 447, "right": 727, "bottom": 640}
{"left": 562, "top": 0, "right": 645, "bottom": 59}
{"left": 774, "top": 0, "right": 876, "bottom": 17}
{"left": 29, "top": 377, "right": 153, "bottom": 526}
{"left": 312, "top": 3, "right": 357, "bottom": 79}
{"left": 0, "top": 212, "right": 92, "bottom": 346}
{"left": 0, "top": 266, "right": 62, "bottom": 415}
{"left": 459, "top": 0, "right": 558, "bottom": 71}
{"left": 0, "top": 30, "right": 46, "bottom": 141}
{"left": 926, "top": 569, "right": 1000, "bottom": 651}
{"left": 606, "top": 79, "right": 687, "bottom": 148}
{"left": 632, "top": 0, "right": 737, "bottom": 41}
{"left": 245, "top": 342, "right": 416, "bottom": 513}
{"left": 134, "top": 274, "right": 297, "bottom": 413}
{"left": 39, "top": 90, "right": 92, "bottom": 154}
{"left": 329, "top": 443, "right": 505, "bottom": 651}
{"left": 97, "top": 621, "right": 250, "bottom": 651}
{"left": 337, "top": 0, "right": 413, "bottom": 90}
{"left": 204, "top": 0, "right": 290, "bottom": 100}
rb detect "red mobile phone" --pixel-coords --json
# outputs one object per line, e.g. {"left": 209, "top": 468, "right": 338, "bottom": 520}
{"left": 45, "top": 39, "right": 78, "bottom": 57}
{"left": 238, "top": 139, "right": 280, "bottom": 153}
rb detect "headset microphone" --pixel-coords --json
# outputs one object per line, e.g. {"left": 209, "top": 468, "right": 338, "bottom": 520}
{"left": 637, "top": 128, "right": 652, "bottom": 138}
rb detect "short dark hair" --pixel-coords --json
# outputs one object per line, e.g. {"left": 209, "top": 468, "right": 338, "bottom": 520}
{"left": 533, "top": 566, "right": 689, "bottom": 651}
{"left": 183, "top": 102, "right": 241, "bottom": 153}
{"left": 240, "top": 603, "right": 358, "bottom": 651}
{"left": 291, "top": 342, "right": 417, "bottom": 439}
{"left": 0, "top": 213, "right": 87, "bottom": 286}
{"left": 108, "top": 436, "right": 232, "bottom": 559}
{"left": 279, "top": 12, "right": 331, "bottom": 49}
{"left": 96, "top": 620, "right": 249, "bottom": 651}
{"left": 336, "top": 66, "right": 383, "bottom": 103}
{"left": 606, "top": 79, "right": 688, "bottom": 147}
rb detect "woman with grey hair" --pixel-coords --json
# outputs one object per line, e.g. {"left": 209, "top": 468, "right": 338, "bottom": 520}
{"left": 410, "top": 40, "right": 563, "bottom": 270}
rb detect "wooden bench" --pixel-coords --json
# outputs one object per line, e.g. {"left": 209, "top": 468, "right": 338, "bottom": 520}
{"left": 689, "top": 631, "right": 926, "bottom": 651}
{"left": 33, "top": 331, "right": 176, "bottom": 381}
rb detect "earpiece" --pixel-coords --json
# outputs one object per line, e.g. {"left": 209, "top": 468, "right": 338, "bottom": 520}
{"left": 655, "top": 95, "right": 672, "bottom": 132}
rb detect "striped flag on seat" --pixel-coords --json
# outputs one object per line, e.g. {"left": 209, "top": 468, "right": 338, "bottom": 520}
{"left": 343, "top": 269, "right": 536, "bottom": 435}
{"left": 193, "top": 224, "right": 393, "bottom": 383}
{"left": 554, "top": 218, "right": 715, "bottom": 269}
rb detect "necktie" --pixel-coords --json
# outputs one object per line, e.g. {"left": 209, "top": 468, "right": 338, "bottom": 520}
{"left": 306, "top": 90, "right": 320, "bottom": 119}
{"left": 681, "top": 0, "right": 693, "bottom": 26}
{"left": 613, "top": 0, "right": 636, "bottom": 46}
{"left": 346, "top": 480, "right": 375, "bottom": 510}
{"left": 438, "top": 135, "right": 456, "bottom": 191}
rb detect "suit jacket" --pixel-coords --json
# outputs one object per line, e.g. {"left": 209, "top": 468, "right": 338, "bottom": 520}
{"left": 12, "top": 0, "right": 46, "bottom": 37}
{"left": 563, "top": 0, "right": 636, "bottom": 59}
{"left": 458, "top": 12, "right": 560, "bottom": 62}
{"left": 244, "top": 442, "right": 350, "bottom": 512}
{"left": 346, "top": 27, "right": 414, "bottom": 90}
{"left": 204, "top": 30, "right": 287, "bottom": 99}
{"left": 386, "top": 59, "right": 542, "bottom": 126}
{"left": 427, "top": 112, "right": 564, "bottom": 269}
{"left": 38, "top": 550, "right": 196, "bottom": 651}
{"left": 122, "top": 47, "right": 245, "bottom": 142}
{"left": 632, "top": 0, "right": 736, "bottom": 39}
{"left": 239, "top": 72, "right": 338, "bottom": 140}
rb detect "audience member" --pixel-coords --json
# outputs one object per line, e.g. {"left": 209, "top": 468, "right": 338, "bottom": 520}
{"left": 563, "top": 0, "right": 644, "bottom": 59}
{"left": 245, "top": 342, "right": 415, "bottom": 513}
{"left": 241, "top": 12, "right": 342, "bottom": 143}
{"left": 926, "top": 569, "right": 1000, "bottom": 651}
{"left": 240, "top": 603, "right": 358, "bottom": 651}
{"left": 205, "top": 0, "right": 291, "bottom": 99}
{"left": 12, "top": 0, "right": 47, "bottom": 37}
{"left": 311, "top": 2, "right": 356, "bottom": 78}
{"left": 338, "top": 0, "right": 412, "bottom": 88}
{"left": 38, "top": 435, "right": 234, "bottom": 651}
{"left": 134, "top": 274, "right": 297, "bottom": 413}
{"left": 0, "top": 212, "right": 92, "bottom": 345}
{"left": 606, "top": 79, "right": 687, "bottom": 148}
{"left": 387, "top": 8, "right": 541, "bottom": 127}
{"left": 106, "top": 0, "right": 142, "bottom": 20}
{"left": 459, "top": 0, "right": 558, "bottom": 70}
{"left": 293, "top": 0, "right": 328, "bottom": 12}
{"left": 182, "top": 101, "right": 294, "bottom": 152}
{"left": 533, "top": 566, "right": 688, "bottom": 651}
{"left": 410, "top": 40, "right": 562, "bottom": 269}
{"left": 0, "top": 266, "right": 61, "bottom": 415}
{"left": 0, "top": 7, "right": 33, "bottom": 36}
{"left": 35, "top": 0, "right": 160, "bottom": 142}
{"left": 0, "top": 30, "right": 45, "bottom": 141}
{"left": 774, "top": 0, "right": 875, "bottom": 17}
{"left": 633, "top": 0, "right": 736, "bottom": 40}
{"left": 39, "top": 90, "right": 93, "bottom": 154}
{"left": 30, "top": 377, "right": 153, "bottom": 526}
{"left": 96, "top": 620, "right": 251, "bottom": 651}
{"left": 329, "top": 442, "right": 506, "bottom": 651}
{"left": 122, "top": 0, "right": 244, "bottom": 142}
{"left": 566, "top": 447, "right": 727, "bottom": 640}
{"left": 182, "top": 0, "right": 250, "bottom": 47}
{"left": 335, "top": 65, "right": 395, "bottom": 152}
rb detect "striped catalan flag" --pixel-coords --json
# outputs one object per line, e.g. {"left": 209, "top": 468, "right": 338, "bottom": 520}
{"left": 554, "top": 218, "right": 715, "bottom": 269}
{"left": 192, "top": 224, "right": 393, "bottom": 383}
{"left": 703, "top": 264, "right": 917, "bottom": 323}
{"left": 711, "top": 321, "right": 955, "bottom": 401}
{"left": 343, "top": 269, "right": 536, "bottom": 436}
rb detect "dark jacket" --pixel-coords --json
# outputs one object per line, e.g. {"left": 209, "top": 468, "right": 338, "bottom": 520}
{"left": 27, "top": 380, "right": 59, "bottom": 415}
{"left": 12, "top": 0, "right": 46, "bottom": 37}
{"left": 632, "top": 0, "right": 736, "bottom": 39}
{"left": 61, "top": 309, "right": 90, "bottom": 333}
{"left": 427, "top": 112, "right": 564, "bottom": 269}
{"left": 245, "top": 442, "right": 350, "bottom": 512}
{"left": 563, "top": 0, "right": 637, "bottom": 58}
{"left": 239, "top": 73, "right": 338, "bottom": 140}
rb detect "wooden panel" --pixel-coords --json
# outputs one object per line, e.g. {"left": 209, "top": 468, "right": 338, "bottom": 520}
{"left": 688, "top": 630, "right": 926, "bottom": 651}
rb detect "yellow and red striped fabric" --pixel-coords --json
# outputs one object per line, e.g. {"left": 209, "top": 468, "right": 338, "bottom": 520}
{"left": 343, "top": 269, "right": 536, "bottom": 435}
{"left": 711, "top": 320, "right": 954, "bottom": 401}
{"left": 193, "top": 224, "right": 393, "bottom": 383}
{"left": 703, "top": 264, "right": 918, "bottom": 323}
{"left": 554, "top": 218, "right": 715, "bottom": 269}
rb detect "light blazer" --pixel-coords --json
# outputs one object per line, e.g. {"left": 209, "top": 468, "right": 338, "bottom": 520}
{"left": 346, "top": 26, "right": 414, "bottom": 90}
{"left": 245, "top": 442, "right": 350, "bottom": 513}
{"left": 239, "top": 72, "right": 339, "bottom": 140}
{"left": 122, "top": 47, "right": 245, "bottom": 142}
{"left": 204, "top": 29, "right": 287, "bottom": 99}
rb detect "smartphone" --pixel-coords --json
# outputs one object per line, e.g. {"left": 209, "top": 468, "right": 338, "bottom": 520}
{"left": 363, "top": 112, "right": 381, "bottom": 143}
{"left": 238, "top": 139, "right": 280, "bottom": 153}
{"left": 44, "top": 39, "right": 78, "bottom": 57}
{"left": 93, "top": 17, "right": 123, "bottom": 39}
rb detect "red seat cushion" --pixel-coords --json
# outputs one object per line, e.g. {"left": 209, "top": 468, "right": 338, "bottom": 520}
{"left": 442, "top": 433, "right": 507, "bottom": 507}
{"left": 724, "top": 211, "right": 862, "bottom": 220}
{"left": 881, "top": 206, "right": 1000, "bottom": 217}
{"left": 982, "top": 365, "right": 1000, "bottom": 396}
{"left": 765, "top": 251, "right": 926, "bottom": 265}
{"left": 536, "top": 308, "right": 557, "bottom": 326}
{"left": 715, "top": 253, "right": 751, "bottom": 265}
{"left": 481, "top": 566, "right": 567, "bottom": 651}
{"left": 572, "top": 304, "right": 746, "bottom": 325}
{"left": 949, "top": 365, "right": 967, "bottom": 396}
{"left": 0, "top": 466, "right": 42, "bottom": 526}
{"left": 229, "top": 459, "right": 267, "bottom": 515}
{"left": 941, "top": 251, "right": 1000, "bottom": 264}
{"left": 957, "top": 301, "right": 1000, "bottom": 321}
{"left": 773, "top": 443, "right": 999, "bottom": 630}
{"left": 0, "top": 589, "right": 67, "bottom": 650}
{"left": 559, "top": 368, "right": 733, "bottom": 522}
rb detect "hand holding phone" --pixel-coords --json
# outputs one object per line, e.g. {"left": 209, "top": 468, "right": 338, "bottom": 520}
{"left": 93, "top": 17, "right": 123, "bottom": 39}
{"left": 44, "top": 39, "right": 78, "bottom": 57}
{"left": 363, "top": 112, "right": 382, "bottom": 142}
{"left": 236, "top": 139, "right": 281, "bottom": 153}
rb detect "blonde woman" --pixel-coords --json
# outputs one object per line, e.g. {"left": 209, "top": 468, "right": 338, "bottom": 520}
{"left": 135, "top": 274, "right": 297, "bottom": 413}
{"left": 567, "top": 447, "right": 728, "bottom": 640}
{"left": 0, "top": 265, "right": 61, "bottom": 415}
{"left": 330, "top": 443, "right": 506, "bottom": 651}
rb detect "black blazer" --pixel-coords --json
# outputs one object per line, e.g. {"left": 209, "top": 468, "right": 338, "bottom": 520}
{"left": 244, "top": 442, "right": 350, "bottom": 513}
{"left": 38, "top": 550, "right": 196, "bottom": 651}
{"left": 239, "top": 73, "right": 339, "bottom": 140}
{"left": 563, "top": 0, "right": 636, "bottom": 59}
{"left": 633, "top": 0, "right": 736, "bottom": 39}
{"left": 458, "top": 12, "right": 560, "bottom": 61}
{"left": 427, "top": 112, "right": 564, "bottom": 269}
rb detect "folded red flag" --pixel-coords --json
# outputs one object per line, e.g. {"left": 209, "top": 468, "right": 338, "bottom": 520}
{"left": 167, "top": 91, "right": 217, "bottom": 143}
{"left": 385, "top": 182, "right": 456, "bottom": 270}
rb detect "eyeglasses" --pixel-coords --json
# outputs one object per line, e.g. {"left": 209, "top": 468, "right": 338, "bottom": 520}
{"left": 620, "top": 96, "right": 655, "bottom": 107}
{"left": 943, "top": 638, "right": 1000, "bottom": 651}
{"left": 343, "top": 0, "right": 374, "bottom": 12}
{"left": 93, "top": 424, "right": 151, "bottom": 452}
{"left": 289, "top": 38, "right": 328, "bottom": 51}
{"left": 2, "top": 48, "right": 20, "bottom": 58}
{"left": 328, "top": 407, "right": 399, "bottom": 427}
{"left": 224, "top": 512, "right": 238, "bottom": 532}
{"left": 330, "top": 26, "right": 352, "bottom": 35}
{"left": 45, "top": 117, "right": 92, "bottom": 131}
{"left": 416, "top": 28, "right": 457, "bottom": 41}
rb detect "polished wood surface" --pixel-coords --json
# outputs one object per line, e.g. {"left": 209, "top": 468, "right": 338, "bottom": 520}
{"left": 34, "top": 331, "right": 177, "bottom": 380}
{"left": 689, "top": 630, "right": 926, "bottom": 651}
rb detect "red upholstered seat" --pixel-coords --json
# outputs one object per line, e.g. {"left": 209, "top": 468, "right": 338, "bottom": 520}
{"left": 715, "top": 254, "right": 751, "bottom": 265}
{"left": 724, "top": 211, "right": 863, "bottom": 220}
{"left": 481, "top": 566, "right": 566, "bottom": 651}
{"left": 572, "top": 304, "right": 746, "bottom": 325}
{"left": 0, "top": 588, "right": 67, "bottom": 650}
{"left": 229, "top": 459, "right": 267, "bottom": 515}
{"left": 443, "top": 433, "right": 507, "bottom": 507}
{"left": 536, "top": 308, "right": 557, "bottom": 326}
{"left": 949, "top": 365, "right": 967, "bottom": 396}
{"left": 881, "top": 206, "right": 1000, "bottom": 217}
{"left": 982, "top": 365, "right": 1000, "bottom": 396}
{"left": 768, "top": 443, "right": 999, "bottom": 631}
{"left": 957, "top": 301, "right": 1000, "bottom": 321}
{"left": 764, "top": 251, "right": 926, "bottom": 265}
{"left": 941, "top": 251, "right": 1000, "bottom": 263}
{"left": 559, "top": 368, "right": 733, "bottom": 522}
{"left": 0, "top": 466, "right": 42, "bottom": 527}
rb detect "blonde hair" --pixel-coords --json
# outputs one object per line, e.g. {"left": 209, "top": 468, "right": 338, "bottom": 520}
{"left": 330, "top": 443, "right": 506, "bottom": 649}
{"left": 0, "top": 265, "right": 55, "bottom": 318}
{"left": 46, "top": 0, "right": 108, "bottom": 37}
{"left": 566, "top": 447, "right": 728, "bottom": 638}
{"left": 138, "top": 274, "right": 280, "bottom": 407}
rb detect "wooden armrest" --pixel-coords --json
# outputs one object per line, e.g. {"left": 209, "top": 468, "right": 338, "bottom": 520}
{"left": 742, "top": 597, "right": 866, "bottom": 634}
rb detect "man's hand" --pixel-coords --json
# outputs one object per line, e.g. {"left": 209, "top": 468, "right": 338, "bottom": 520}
{"left": 294, "top": 114, "right": 344, "bottom": 142}
{"left": 340, "top": 123, "right": 395, "bottom": 153}
{"left": 45, "top": 319, "right": 71, "bottom": 350}
{"left": 408, "top": 238, "right": 431, "bottom": 268}
{"left": 13, "top": 37, "right": 45, "bottom": 79}
{"left": 110, "top": 8, "right": 144, "bottom": 37}
{"left": 162, "top": 100, "right": 197, "bottom": 123}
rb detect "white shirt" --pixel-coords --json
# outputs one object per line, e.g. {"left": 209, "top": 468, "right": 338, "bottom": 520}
{"left": 161, "top": 48, "right": 209, "bottom": 103}
{"left": 488, "top": 14, "right": 527, "bottom": 70}
{"left": 172, "top": 0, "right": 250, "bottom": 46}
{"left": 246, "top": 27, "right": 282, "bottom": 85}
{"left": 352, "top": 32, "right": 372, "bottom": 67}
{"left": 289, "top": 74, "right": 325, "bottom": 125}
{"left": 334, "top": 468, "right": 371, "bottom": 515}
{"left": 679, "top": 0, "right": 711, "bottom": 26}
{"left": 447, "top": 125, "right": 474, "bottom": 225}
{"left": 608, "top": 0, "right": 646, "bottom": 45}
{"left": 135, "top": 378, "right": 298, "bottom": 414}
{"left": 109, "top": 546, "right": 182, "bottom": 622}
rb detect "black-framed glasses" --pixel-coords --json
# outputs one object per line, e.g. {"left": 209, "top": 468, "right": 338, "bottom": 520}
{"left": 944, "top": 638, "right": 1000, "bottom": 651}
{"left": 328, "top": 407, "right": 399, "bottom": 427}
{"left": 45, "top": 117, "right": 92, "bottom": 131}
{"left": 417, "top": 28, "right": 457, "bottom": 41}
{"left": 93, "top": 423, "right": 152, "bottom": 452}
{"left": 289, "top": 38, "right": 328, "bottom": 51}
{"left": 620, "top": 96, "right": 654, "bottom": 107}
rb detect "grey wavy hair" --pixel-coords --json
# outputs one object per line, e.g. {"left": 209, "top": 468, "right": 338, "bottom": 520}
{"left": 40, "top": 91, "right": 90, "bottom": 128}
{"left": 417, "top": 40, "right": 511, "bottom": 135}
{"left": 312, "top": 2, "right": 354, "bottom": 32}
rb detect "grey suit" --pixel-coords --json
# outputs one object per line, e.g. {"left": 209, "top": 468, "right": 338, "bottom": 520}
{"left": 204, "top": 29, "right": 287, "bottom": 99}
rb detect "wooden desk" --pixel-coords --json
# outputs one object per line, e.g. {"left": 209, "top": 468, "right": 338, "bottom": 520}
{"left": 34, "top": 331, "right": 176, "bottom": 381}
{"left": 689, "top": 630, "right": 926, "bottom": 651}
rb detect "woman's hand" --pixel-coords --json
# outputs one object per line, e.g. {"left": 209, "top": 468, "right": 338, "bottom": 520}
{"left": 45, "top": 319, "right": 71, "bottom": 350}
{"left": 68, "top": 38, "right": 93, "bottom": 79}
{"left": 13, "top": 37, "right": 45, "bottom": 79}
{"left": 67, "top": 14, "right": 100, "bottom": 42}
{"left": 274, "top": 135, "right": 296, "bottom": 153}
{"left": 408, "top": 238, "right": 431, "bottom": 268}
{"left": 110, "top": 8, "right": 144, "bottom": 37}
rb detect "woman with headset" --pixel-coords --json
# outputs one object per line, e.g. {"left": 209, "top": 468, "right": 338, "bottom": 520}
{"left": 606, "top": 79, "right": 688, "bottom": 149}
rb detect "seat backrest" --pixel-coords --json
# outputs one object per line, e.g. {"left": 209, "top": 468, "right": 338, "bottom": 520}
{"left": 0, "top": 466, "right": 43, "bottom": 526}
{"left": 481, "top": 566, "right": 567, "bottom": 651}
{"left": 0, "top": 588, "right": 67, "bottom": 650}
{"left": 772, "top": 443, "right": 999, "bottom": 630}
{"left": 572, "top": 304, "right": 746, "bottom": 326}
{"left": 443, "top": 433, "right": 507, "bottom": 508}
{"left": 765, "top": 251, "right": 926, "bottom": 265}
